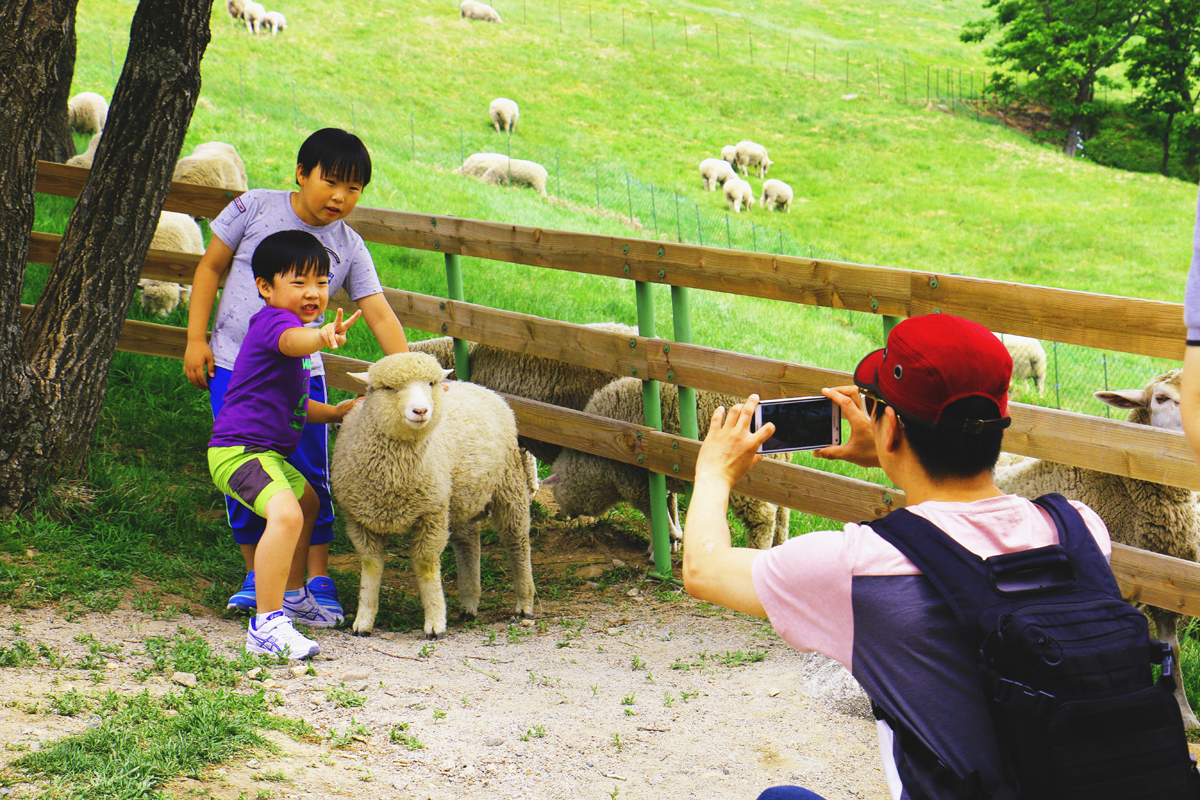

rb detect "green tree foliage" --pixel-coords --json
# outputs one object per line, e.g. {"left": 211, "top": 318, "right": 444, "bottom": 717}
{"left": 962, "top": 0, "right": 1152, "bottom": 156}
{"left": 1125, "top": 0, "right": 1200, "bottom": 175}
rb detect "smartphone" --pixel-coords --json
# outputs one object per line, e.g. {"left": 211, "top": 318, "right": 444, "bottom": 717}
{"left": 750, "top": 395, "right": 841, "bottom": 454}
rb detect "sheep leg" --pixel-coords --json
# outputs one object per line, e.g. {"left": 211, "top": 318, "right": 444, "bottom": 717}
{"left": 732, "top": 492, "right": 777, "bottom": 550}
{"left": 1153, "top": 609, "right": 1200, "bottom": 730}
{"left": 773, "top": 505, "right": 791, "bottom": 547}
{"left": 492, "top": 489, "right": 535, "bottom": 619}
{"left": 449, "top": 521, "right": 483, "bottom": 621}
{"left": 347, "top": 518, "right": 385, "bottom": 636}
{"left": 411, "top": 514, "right": 452, "bottom": 640}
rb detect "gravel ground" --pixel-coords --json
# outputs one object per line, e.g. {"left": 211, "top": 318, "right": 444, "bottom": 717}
{"left": 0, "top": 594, "right": 890, "bottom": 800}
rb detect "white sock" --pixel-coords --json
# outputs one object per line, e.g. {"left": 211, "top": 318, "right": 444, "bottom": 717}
{"left": 254, "top": 610, "right": 283, "bottom": 628}
{"left": 284, "top": 588, "right": 304, "bottom": 602}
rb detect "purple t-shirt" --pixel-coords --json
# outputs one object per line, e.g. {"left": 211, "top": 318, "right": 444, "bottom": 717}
{"left": 209, "top": 189, "right": 383, "bottom": 376}
{"left": 209, "top": 306, "right": 311, "bottom": 456}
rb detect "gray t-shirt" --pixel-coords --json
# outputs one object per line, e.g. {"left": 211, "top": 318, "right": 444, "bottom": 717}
{"left": 209, "top": 189, "right": 383, "bottom": 376}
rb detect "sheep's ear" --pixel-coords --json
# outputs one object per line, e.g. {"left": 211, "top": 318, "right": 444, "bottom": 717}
{"left": 442, "top": 368, "right": 454, "bottom": 381}
{"left": 542, "top": 473, "right": 561, "bottom": 486}
{"left": 347, "top": 371, "right": 371, "bottom": 390}
{"left": 1094, "top": 389, "right": 1146, "bottom": 410}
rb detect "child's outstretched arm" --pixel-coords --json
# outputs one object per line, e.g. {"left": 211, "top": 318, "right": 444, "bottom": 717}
{"left": 279, "top": 308, "right": 363, "bottom": 357}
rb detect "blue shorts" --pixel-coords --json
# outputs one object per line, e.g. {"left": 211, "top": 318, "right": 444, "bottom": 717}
{"left": 210, "top": 366, "right": 335, "bottom": 546}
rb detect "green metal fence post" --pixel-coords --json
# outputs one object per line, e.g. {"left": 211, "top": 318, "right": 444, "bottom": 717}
{"left": 882, "top": 315, "right": 902, "bottom": 344}
{"left": 672, "top": 285, "right": 698, "bottom": 506}
{"left": 636, "top": 281, "right": 673, "bottom": 581}
{"left": 445, "top": 253, "right": 470, "bottom": 381}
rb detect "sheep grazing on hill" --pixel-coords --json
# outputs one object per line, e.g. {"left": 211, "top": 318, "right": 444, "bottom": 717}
{"left": 699, "top": 158, "right": 736, "bottom": 191}
{"left": 735, "top": 140, "right": 772, "bottom": 178}
{"left": 139, "top": 211, "right": 205, "bottom": 318}
{"left": 545, "top": 379, "right": 791, "bottom": 553}
{"left": 994, "top": 332, "right": 1047, "bottom": 395}
{"left": 480, "top": 158, "right": 548, "bottom": 196}
{"left": 332, "top": 353, "right": 535, "bottom": 639}
{"left": 65, "top": 133, "right": 102, "bottom": 169}
{"left": 408, "top": 322, "right": 636, "bottom": 468}
{"left": 68, "top": 92, "right": 108, "bottom": 135}
{"left": 720, "top": 144, "right": 738, "bottom": 166}
{"left": 173, "top": 141, "right": 249, "bottom": 194}
{"left": 453, "top": 152, "right": 507, "bottom": 178}
{"left": 461, "top": 0, "right": 502, "bottom": 22}
{"left": 993, "top": 369, "right": 1200, "bottom": 729}
{"left": 242, "top": 1, "right": 266, "bottom": 34}
{"left": 723, "top": 176, "right": 755, "bottom": 213}
{"left": 263, "top": 10, "right": 286, "bottom": 34}
{"left": 760, "top": 179, "right": 793, "bottom": 212}
{"left": 226, "top": 0, "right": 245, "bottom": 23}
{"left": 489, "top": 98, "right": 519, "bottom": 134}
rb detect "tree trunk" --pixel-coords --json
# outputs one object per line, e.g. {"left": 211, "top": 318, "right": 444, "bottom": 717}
{"left": 0, "top": 0, "right": 213, "bottom": 515}
{"left": 37, "top": 11, "right": 77, "bottom": 165}
{"left": 1163, "top": 111, "right": 1176, "bottom": 177}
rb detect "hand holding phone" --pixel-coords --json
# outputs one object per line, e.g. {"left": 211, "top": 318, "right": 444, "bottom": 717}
{"left": 749, "top": 395, "right": 842, "bottom": 454}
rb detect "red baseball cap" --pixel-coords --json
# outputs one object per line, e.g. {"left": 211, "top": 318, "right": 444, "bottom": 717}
{"left": 853, "top": 314, "right": 1012, "bottom": 433}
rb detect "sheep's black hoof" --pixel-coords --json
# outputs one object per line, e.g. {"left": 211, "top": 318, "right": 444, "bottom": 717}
{"left": 427, "top": 631, "right": 446, "bottom": 641}
{"left": 351, "top": 629, "right": 372, "bottom": 638}
{"left": 461, "top": 612, "right": 477, "bottom": 622}
{"left": 520, "top": 611, "right": 534, "bottom": 620}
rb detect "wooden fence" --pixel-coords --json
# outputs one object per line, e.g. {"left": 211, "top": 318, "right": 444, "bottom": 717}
{"left": 27, "top": 161, "right": 1200, "bottom": 615}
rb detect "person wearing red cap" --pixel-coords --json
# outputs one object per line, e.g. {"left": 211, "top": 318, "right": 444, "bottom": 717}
{"left": 682, "top": 314, "right": 1112, "bottom": 800}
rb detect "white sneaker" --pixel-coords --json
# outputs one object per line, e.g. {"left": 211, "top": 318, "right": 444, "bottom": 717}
{"left": 246, "top": 610, "right": 320, "bottom": 660}
{"left": 283, "top": 587, "right": 344, "bottom": 628}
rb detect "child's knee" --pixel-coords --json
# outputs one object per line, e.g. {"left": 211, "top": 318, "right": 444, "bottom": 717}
{"left": 300, "top": 482, "right": 320, "bottom": 520}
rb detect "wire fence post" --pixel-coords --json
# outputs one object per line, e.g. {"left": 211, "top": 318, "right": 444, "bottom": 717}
{"left": 715, "top": 21, "right": 720, "bottom": 58}
{"left": 410, "top": 115, "right": 415, "bottom": 161}
{"left": 458, "top": 125, "right": 463, "bottom": 165}
{"left": 351, "top": 101, "right": 357, "bottom": 134}
{"left": 813, "top": 43, "right": 817, "bottom": 80}
{"left": 877, "top": 56, "right": 881, "bottom": 96}
{"left": 749, "top": 32, "right": 754, "bottom": 64}
{"left": 751, "top": 223, "right": 757, "bottom": 251}
{"left": 845, "top": 51, "right": 849, "bottom": 85}
{"left": 786, "top": 38, "right": 791, "bottom": 74}
{"left": 778, "top": 230, "right": 783, "bottom": 255}
{"left": 622, "top": 10, "right": 626, "bottom": 46}
{"left": 696, "top": 207, "right": 703, "bottom": 246}
{"left": 240, "top": 65, "right": 245, "bottom": 119}
{"left": 589, "top": 6, "right": 592, "bottom": 37}
{"left": 675, "top": 192, "right": 682, "bottom": 242}
{"left": 558, "top": 0, "right": 562, "bottom": 33}
{"left": 108, "top": 37, "right": 116, "bottom": 85}
{"left": 684, "top": 17, "right": 688, "bottom": 51}
{"left": 293, "top": 81, "right": 299, "bottom": 130}
{"left": 650, "top": 12, "right": 655, "bottom": 50}
{"left": 626, "top": 172, "right": 633, "bottom": 223}
{"left": 903, "top": 63, "right": 907, "bottom": 104}
{"left": 596, "top": 164, "right": 601, "bottom": 209}
{"left": 725, "top": 215, "right": 732, "bottom": 248}
{"left": 650, "top": 184, "right": 658, "bottom": 238}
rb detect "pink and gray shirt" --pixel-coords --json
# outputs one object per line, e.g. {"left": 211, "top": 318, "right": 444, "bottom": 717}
{"left": 751, "top": 494, "right": 1110, "bottom": 800}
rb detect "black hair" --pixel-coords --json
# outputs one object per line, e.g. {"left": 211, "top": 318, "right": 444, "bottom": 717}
{"left": 296, "top": 127, "right": 372, "bottom": 187}
{"left": 252, "top": 230, "right": 331, "bottom": 286}
{"left": 874, "top": 395, "right": 1005, "bottom": 481}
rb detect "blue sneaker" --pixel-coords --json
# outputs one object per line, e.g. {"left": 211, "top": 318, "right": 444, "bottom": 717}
{"left": 306, "top": 576, "right": 344, "bottom": 618}
{"left": 226, "top": 571, "right": 256, "bottom": 613}
{"left": 283, "top": 586, "right": 344, "bottom": 628}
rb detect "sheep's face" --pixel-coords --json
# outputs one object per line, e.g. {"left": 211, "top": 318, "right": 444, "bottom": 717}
{"left": 542, "top": 452, "right": 622, "bottom": 519}
{"left": 1095, "top": 369, "right": 1183, "bottom": 430}
{"left": 354, "top": 354, "right": 453, "bottom": 440}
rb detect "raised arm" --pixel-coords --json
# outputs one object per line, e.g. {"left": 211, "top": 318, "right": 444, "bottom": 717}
{"left": 279, "top": 307, "right": 362, "bottom": 358}
{"left": 356, "top": 292, "right": 409, "bottom": 354}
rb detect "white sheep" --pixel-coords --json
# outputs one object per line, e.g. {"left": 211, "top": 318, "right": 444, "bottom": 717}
{"left": 408, "top": 322, "right": 636, "bottom": 468}
{"left": 226, "top": 0, "right": 245, "bottom": 23}
{"left": 461, "top": 0, "right": 502, "bottom": 22}
{"left": 332, "top": 353, "right": 535, "bottom": 639}
{"left": 139, "top": 211, "right": 205, "bottom": 318}
{"left": 453, "top": 152, "right": 507, "bottom": 178}
{"left": 172, "top": 141, "right": 249, "bottom": 194}
{"left": 760, "top": 178, "right": 793, "bottom": 212}
{"left": 723, "top": 176, "right": 755, "bottom": 213}
{"left": 734, "top": 140, "right": 773, "bottom": 178}
{"left": 68, "top": 92, "right": 108, "bottom": 135}
{"left": 242, "top": 1, "right": 266, "bottom": 34}
{"left": 544, "top": 378, "right": 790, "bottom": 553}
{"left": 479, "top": 158, "right": 548, "bottom": 196}
{"left": 262, "top": 10, "right": 286, "bottom": 34}
{"left": 995, "top": 332, "right": 1047, "bottom": 395}
{"left": 65, "top": 133, "right": 102, "bottom": 168}
{"left": 699, "top": 158, "right": 736, "bottom": 191}
{"left": 720, "top": 144, "right": 738, "bottom": 166}
{"left": 489, "top": 98, "right": 519, "bottom": 134}
{"left": 994, "top": 369, "right": 1200, "bottom": 729}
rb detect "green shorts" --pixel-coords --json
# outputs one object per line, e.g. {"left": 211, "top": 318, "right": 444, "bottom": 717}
{"left": 208, "top": 446, "right": 307, "bottom": 518}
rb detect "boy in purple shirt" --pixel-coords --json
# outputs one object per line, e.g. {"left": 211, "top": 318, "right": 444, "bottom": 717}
{"left": 208, "top": 230, "right": 361, "bottom": 659}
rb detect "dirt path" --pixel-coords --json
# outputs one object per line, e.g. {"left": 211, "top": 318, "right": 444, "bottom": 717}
{"left": 0, "top": 591, "right": 889, "bottom": 800}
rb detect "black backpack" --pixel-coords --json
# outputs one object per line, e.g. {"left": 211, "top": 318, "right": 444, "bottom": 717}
{"left": 868, "top": 493, "right": 1200, "bottom": 800}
